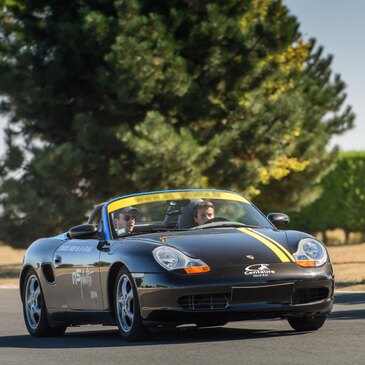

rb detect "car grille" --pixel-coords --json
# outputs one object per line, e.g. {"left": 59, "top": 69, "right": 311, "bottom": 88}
{"left": 292, "top": 287, "right": 329, "bottom": 305}
{"left": 178, "top": 294, "right": 229, "bottom": 310}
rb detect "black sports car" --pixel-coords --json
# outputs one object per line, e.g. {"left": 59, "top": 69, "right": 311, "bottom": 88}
{"left": 20, "top": 189, "right": 334, "bottom": 340}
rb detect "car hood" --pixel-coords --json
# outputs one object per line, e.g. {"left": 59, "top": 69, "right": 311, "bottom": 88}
{"left": 157, "top": 227, "right": 294, "bottom": 267}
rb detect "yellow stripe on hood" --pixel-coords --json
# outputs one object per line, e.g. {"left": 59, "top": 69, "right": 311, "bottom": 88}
{"left": 246, "top": 227, "right": 295, "bottom": 262}
{"left": 237, "top": 227, "right": 293, "bottom": 263}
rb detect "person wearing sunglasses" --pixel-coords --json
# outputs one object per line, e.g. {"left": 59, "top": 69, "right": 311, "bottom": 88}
{"left": 114, "top": 206, "right": 139, "bottom": 235}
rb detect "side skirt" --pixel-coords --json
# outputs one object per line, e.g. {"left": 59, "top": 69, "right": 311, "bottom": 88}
{"left": 48, "top": 309, "right": 116, "bottom": 326}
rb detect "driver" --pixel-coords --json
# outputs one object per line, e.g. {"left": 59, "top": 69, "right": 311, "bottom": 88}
{"left": 193, "top": 201, "right": 215, "bottom": 225}
{"left": 114, "top": 206, "right": 139, "bottom": 235}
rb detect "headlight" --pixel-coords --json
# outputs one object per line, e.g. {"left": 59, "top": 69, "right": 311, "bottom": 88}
{"left": 152, "top": 246, "right": 210, "bottom": 274}
{"left": 293, "top": 238, "right": 328, "bottom": 267}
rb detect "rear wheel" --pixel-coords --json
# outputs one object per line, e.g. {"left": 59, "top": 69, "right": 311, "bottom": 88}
{"left": 22, "top": 269, "right": 66, "bottom": 337}
{"left": 114, "top": 268, "right": 146, "bottom": 341}
{"left": 288, "top": 315, "right": 327, "bottom": 331}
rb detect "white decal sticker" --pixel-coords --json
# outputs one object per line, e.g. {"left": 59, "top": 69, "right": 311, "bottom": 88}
{"left": 59, "top": 245, "right": 93, "bottom": 253}
{"left": 131, "top": 273, "right": 144, "bottom": 278}
{"left": 72, "top": 267, "right": 94, "bottom": 298}
{"left": 90, "top": 290, "right": 98, "bottom": 300}
{"left": 244, "top": 264, "right": 276, "bottom": 277}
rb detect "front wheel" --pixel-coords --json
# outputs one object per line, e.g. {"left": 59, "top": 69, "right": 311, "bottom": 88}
{"left": 22, "top": 268, "right": 66, "bottom": 337}
{"left": 114, "top": 268, "right": 146, "bottom": 341}
{"left": 288, "top": 315, "right": 327, "bottom": 331}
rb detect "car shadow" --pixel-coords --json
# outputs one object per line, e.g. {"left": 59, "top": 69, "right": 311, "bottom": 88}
{"left": 329, "top": 309, "right": 365, "bottom": 320}
{"left": 334, "top": 292, "right": 365, "bottom": 305}
{"left": 0, "top": 325, "right": 303, "bottom": 349}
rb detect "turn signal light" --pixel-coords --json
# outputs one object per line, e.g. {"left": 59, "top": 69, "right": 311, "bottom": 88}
{"left": 296, "top": 260, "right": 316, "bottom": 267}
{"left": 184, "top": 266, "right": 211, "bottom": 274}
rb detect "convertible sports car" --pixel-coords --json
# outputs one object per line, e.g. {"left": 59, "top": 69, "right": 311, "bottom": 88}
{"left": 20, "top": 189, "right": 334, "bottom": 340}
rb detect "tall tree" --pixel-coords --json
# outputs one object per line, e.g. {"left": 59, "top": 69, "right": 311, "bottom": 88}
{"left": 0, "top": 0, "right": 354, "bottom": 247}
{"left": 289, "top": 152, "right": 365, "bottom": 244}
{"left": 253, "top": 44, "right": 355, "bottom": 211}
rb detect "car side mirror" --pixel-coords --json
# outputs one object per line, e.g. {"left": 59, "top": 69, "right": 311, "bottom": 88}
{"left": 68, "top": 224, "right": 97, "bottom": 239}
{"left": 267, "top": 213, "right": 290, "bottom": 229}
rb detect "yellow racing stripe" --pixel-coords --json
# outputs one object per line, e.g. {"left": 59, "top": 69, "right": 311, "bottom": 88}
{"left": 246, "top": 227, "right": 295, "bottom": 262}
{"left": 237, "top": 227, "right": 292, "bottom": 263}
{"left": 107, "top": 191, "right": 250, "bottom": 213}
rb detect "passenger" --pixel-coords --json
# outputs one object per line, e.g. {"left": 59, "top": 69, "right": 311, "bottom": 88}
{"left": 193, "top": 201, "right": 215, "bottom": 226}
{"left": 114, "top": 206, "right": 139, "bottom": 235}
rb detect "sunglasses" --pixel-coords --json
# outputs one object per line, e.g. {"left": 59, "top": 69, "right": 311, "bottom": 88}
{"left": 123, "top": 214, "right": 136, "bottom": 221}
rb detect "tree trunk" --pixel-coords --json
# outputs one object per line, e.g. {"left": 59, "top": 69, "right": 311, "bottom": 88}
{"left": 321, "top": 230, "right": 328, "bottom": 244}
{"left": 344, "top": 229, "right": 350, "bottom": 245}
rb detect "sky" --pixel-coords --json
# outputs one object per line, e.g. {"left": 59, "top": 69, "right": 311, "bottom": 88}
{"left": 284, "top": 0, "right": 365, "bottom": 151}
{"left": 0, "top": 1, "right": 364, "bottom": 153}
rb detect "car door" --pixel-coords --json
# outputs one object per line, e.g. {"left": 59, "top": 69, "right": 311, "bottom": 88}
{"left": 53, "top": 238, "right": 104, "bottom": 310}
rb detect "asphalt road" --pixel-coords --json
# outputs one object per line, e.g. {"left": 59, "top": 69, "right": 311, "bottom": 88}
{"left": 0, "top": 289, "right": 364, "bottom": 365}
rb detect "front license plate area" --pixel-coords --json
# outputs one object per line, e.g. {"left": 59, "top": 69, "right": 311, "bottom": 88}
{"left": 231, "top": 282, "right": 294, "bottom": 304}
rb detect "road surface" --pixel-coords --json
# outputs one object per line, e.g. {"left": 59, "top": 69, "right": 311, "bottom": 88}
{"left": 0, "top": 289, "right": 364, "bottom": 365}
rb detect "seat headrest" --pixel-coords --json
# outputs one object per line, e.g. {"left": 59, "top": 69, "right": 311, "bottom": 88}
{"left": 177, "top": 199, "right": 203, "bottom": 229}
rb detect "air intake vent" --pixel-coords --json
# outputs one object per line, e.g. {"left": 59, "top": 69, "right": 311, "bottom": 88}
{"left": 292, "top": 287, "right": 329, "bottom": 305}
{"left": 179, "top": 294, "right": 229, "bottom": 310}
{"left": 42, "top": 263, "right": 55, "bottom": 284}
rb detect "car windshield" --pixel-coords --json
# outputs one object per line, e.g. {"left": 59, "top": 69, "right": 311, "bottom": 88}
{"left": 107, "top": 191, "right": 271, "bottom": 237}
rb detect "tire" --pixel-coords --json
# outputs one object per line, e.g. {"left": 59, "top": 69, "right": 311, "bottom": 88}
{"left": 288, "top": 315, "right": 327, "bottom": 331}
{"left": 114, "top": 267, "right": 146, "bottom": 341}
{"left": 195, "top": 321, "right": 228, "bottom": 328}
{"left": 22, "top": 268, "right": 66, "bottom": 337}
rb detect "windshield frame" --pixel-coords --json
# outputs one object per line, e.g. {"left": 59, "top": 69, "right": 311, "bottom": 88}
{"left": 102, "top": 189, "right": 270, "bottom": 239}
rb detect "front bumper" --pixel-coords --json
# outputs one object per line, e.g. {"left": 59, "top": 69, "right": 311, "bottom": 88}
{"left": 135, "top": 263, "right": 334, "bottom": 323}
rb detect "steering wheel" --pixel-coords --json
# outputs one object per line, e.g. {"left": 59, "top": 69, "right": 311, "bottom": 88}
{"left": 203, "top": 217, "right": 229, "bottom": 224}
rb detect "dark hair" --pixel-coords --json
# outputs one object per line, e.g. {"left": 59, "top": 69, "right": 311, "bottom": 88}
{"left": 114, "top": 206, "right": 139, "bottom": 220}
{"left": 193, "top": 201, "right": 215, "bottom": 218}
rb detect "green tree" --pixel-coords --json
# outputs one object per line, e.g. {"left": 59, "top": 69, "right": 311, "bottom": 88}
{"left": 0, "top": 0, "right": 354, "bottom": 247}
{"left": 289, "top": 152, "right": 365, "bottom": 244}
{"left": 251, "top": 42, "right": 355, "bottom": 212}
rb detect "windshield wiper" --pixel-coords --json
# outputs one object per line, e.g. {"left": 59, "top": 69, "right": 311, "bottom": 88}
{"left": 191, "top": 221, "right": 261, "bottom": 230}
{"left": 118, "top": 227, "right": 189, "bottom": 237}
{"left": 118, "top": 223, "right": 261, "bottom": 237}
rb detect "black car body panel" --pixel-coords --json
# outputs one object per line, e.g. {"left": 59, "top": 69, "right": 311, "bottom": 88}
{"left": 20, "top": 189, "right": 334, "bottom": 331}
